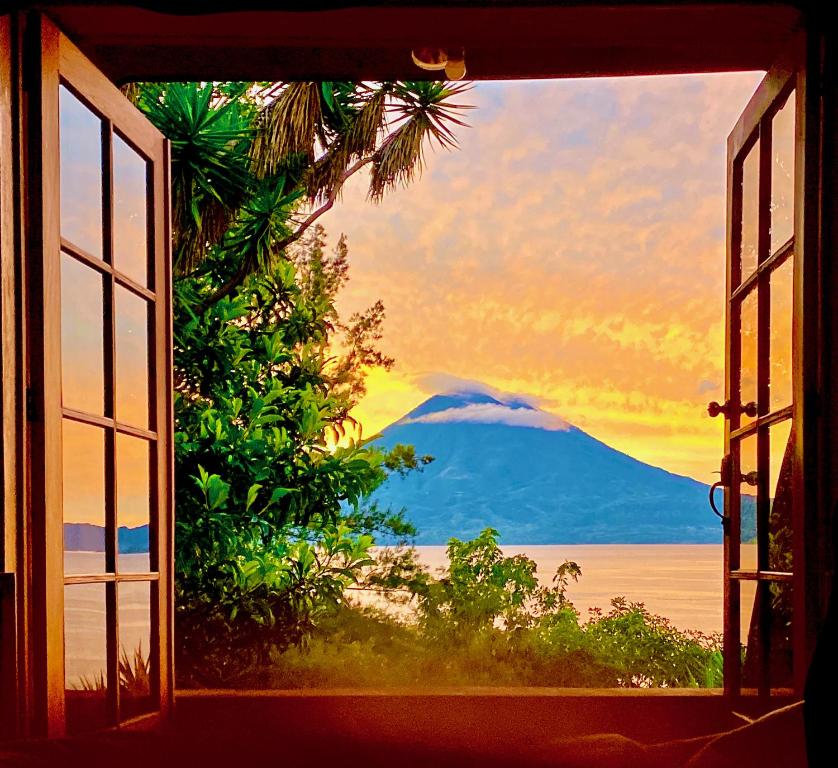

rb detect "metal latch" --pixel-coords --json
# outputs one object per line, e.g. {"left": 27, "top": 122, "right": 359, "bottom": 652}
{"left": 709, "top": 454, "right": 732, "bottom": 528}
{"left": 707, "top": 400, "right": 758, "bottom": 419}
{"left": 709, "top": 454, "right": 758, "bottom": 529}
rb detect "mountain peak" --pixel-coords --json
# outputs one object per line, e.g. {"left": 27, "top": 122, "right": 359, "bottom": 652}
{"left": 396, "top": 389, "right": 569, "bottom": 432}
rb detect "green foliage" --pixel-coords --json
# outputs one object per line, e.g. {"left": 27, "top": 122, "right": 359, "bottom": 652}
{"left": 130, "top": 82, "right": 256, "bottom": 273}
{"left": 172, "top": 227, "right": 416, "bottom": 685}
{"left": 251, "top": 529, "right": 723, "bottom": 690}
{"left": 409, "top": 528, "right": 720, "bottom": 688}
{"left": 260, "top": 529, "right": 722, "bottom": 687}
{"left": 382, "top": 444, "right": 434, "bottom": 477}
{"left": 134, "top": 80, "right": 471, "bottom": 294}
{"left": 128, "top": 78, "right": 472, "bottom": 685}
{"left": 417, "top": 528, "right": 577, "bottom": 636}
{"left": 582, "top": 598, "right": 722, "bottom": 688}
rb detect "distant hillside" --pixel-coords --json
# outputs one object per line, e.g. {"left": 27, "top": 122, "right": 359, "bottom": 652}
{"left": 371, "top": 389, "right": 728, "bottom": 545}
{"left": 63, "top": 523, "right": 149, "bottom": 553}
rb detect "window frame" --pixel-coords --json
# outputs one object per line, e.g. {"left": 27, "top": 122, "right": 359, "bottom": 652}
{"left": 722, "top": 33, "right": 821, "bottom": 702}
{"left": 27, "top": 15, "right": 173, "bottom": 737}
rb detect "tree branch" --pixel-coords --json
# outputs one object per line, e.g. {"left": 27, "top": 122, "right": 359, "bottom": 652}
{"left": 201, "top": 155, "right": 374, "bottom": 310}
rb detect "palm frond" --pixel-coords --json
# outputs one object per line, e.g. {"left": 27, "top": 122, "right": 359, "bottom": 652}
{"left": 368, "top": 80, "right": 472, "bottom": 201}
{"left": 252, "top": 82, "right": 322, "bottom": 178}
{"left": 368, "top": 117, "right": 428, "bottom": 201}
{"left": 223, "top": 177, "right": 301, "bottom": 279}
{"left": 134, "top": 82, "right": 253, "bottom": 274}
{"left": 303, "top": 138, "right": 353, "bottom": 201}
{"left": 391, "top": 80, "right": 473, "bottom": 149}
{"left": 343, "top": 87, "right": 388, "bottom": 158}
{"left": 304, "top": 87, "right": 390, "bottom": 202}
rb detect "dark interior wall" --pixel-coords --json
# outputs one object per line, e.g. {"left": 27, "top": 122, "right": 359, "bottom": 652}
{"left": 804, "top": 17, "right": 838, "bottom": 768}
{"left": 817, "top": 9, "right": 838, "bottom": 657}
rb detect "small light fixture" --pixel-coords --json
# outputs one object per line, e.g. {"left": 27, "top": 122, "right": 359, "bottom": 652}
{"left": 410, "top": 46, "right": 467, "bottom": 80}
{"left": 411, "top": 46, "right": 448, "bottom": 71}
{"left": 444, "top": 50, "right": 466, "bottom": 81}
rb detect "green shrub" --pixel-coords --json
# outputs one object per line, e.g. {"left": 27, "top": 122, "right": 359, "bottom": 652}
{"left": 252, "top": 529, "right": 723, "bottom": 689}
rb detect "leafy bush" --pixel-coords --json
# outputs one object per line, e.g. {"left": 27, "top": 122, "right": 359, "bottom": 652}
{"left": 172, "top": 232, "right": 425, "bottom": 685}
{"left": 252, "top": 529, "right": 724, "bottom": 689}
{"left": 130, "top": 80, "right": 458, "bottom": 686}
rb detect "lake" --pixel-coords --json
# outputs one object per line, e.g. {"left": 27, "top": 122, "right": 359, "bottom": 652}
{"left": 63, "top": 544, "right": 723, "bottom": 685}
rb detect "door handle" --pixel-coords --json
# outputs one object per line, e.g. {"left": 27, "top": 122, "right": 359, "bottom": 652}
{"left": 709, "top": 454, "right": 732, "bottom": 528}
{"left": 709, "top": 481, "right": 725, "bottom": 522}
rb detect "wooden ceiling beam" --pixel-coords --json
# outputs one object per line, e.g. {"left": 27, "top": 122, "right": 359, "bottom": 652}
{"left": 34, "top": 3, "right": 802, "bottom": 82}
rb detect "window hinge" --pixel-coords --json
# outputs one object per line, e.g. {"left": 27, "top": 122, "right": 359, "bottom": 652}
{"left": 25, "top": 388, "right": 37, "bottom": 422}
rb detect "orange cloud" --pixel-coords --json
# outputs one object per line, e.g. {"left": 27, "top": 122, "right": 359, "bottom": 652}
{"left": 323, "top": 72, "right": 765, "bottom": 483}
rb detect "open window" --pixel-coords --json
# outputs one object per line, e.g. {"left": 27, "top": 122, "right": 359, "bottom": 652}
{"left": 26, "top": 17, "right": 173, "bottom": 736}
{"left": 719, "top": 35, "right": 818, "bottom": 704}
{"left": 0, "top": 2, "right": 829, "bottom": 750}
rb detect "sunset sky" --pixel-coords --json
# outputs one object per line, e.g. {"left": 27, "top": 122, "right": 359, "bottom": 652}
{"left": 321, "top": 72, "right": 765, "bottom": 483}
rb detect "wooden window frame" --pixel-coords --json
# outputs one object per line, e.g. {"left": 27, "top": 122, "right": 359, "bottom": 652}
{"left": 723, "top": 32, "right": 822, "bottom": 701}
{"left": 26, "top": 15, "right": 173, "bottom": 737}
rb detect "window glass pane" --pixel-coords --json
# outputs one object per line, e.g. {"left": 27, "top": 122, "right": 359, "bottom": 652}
{"left": 61, "top": 253, "right": 105, "bottom": 416}
{"left": 770, "top": 90, "right": 796, "bottom": 254}
{"left": 768, "top": 420, "right": 793, "bottom": 573}
{"left": 767, "top": 581, "right": 794, "bottom": 691}
{"left": 64, "top": 583, "right": 109, "bottom": 732}
{"left": 115, "top": 286, "right": 150, "bottom": 428}
{"left": 117, "top": 434, "right": 151, "bottom": 572}
{"left": 738, "top": 434, "right": 757, "bottom": 571}
{"left": 739, "top": 290, "right": 758, "bottom": 426}
{"left": 769, "top": 258, "right": 793, "bottom": 411}
{"left": 119, "top": 581, "right": 155, "bottom": 720}
{"left": 113, "top": 135, "right": 149, "bottom": 286}
{"left": 63, "top": 419, "right": 107, "bottom": 575}
{"left": 740, "top": 580, "right": 794, "bottom": 693}
{"left": 739, "top": 578, "right": 759, "bottom": 693}
{"left": 60, "top": 86, "right": 103, "bottom": 259}
{"left": 740, "top": 139, "right": 760, "bottom": 281}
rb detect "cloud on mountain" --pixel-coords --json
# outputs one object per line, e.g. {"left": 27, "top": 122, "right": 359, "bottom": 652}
{"left": 405, "top": 402, "right": 570, "bottom": 431}
{"left": 413, "top": 371, "right": 545, "bottom": 408}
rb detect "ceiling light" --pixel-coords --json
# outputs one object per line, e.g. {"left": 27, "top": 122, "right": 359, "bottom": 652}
{"left": 411, "top": 47, "right": 448, "bottom": 71}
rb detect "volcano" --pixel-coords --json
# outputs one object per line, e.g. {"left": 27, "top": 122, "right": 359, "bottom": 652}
{"left": 371, "top": 389, "right": 722, "bottom": 545}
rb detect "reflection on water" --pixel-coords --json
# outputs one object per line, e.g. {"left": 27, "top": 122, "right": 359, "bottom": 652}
{"left": 64, "top": 582, "right": 109, "bottom": 732}
{"left": 119, "top": 580, "right": 155, "bottom": 720}
{"left": 64, "top": 581, "right": 108, "bottom": 690}
{"left": 64, "top": 554, "right": 151, "bottom": 683}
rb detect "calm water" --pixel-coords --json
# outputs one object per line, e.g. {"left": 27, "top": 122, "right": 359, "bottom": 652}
{"left": 406, "top": 544, "right": 723, "bottom": 636}
{"left": 64, "top": 544, "right": 723, "bottom": 683}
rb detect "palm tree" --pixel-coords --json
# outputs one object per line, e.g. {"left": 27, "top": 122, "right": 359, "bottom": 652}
{"left": 130, "top": 80, "right": 471, "bottom": 304}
